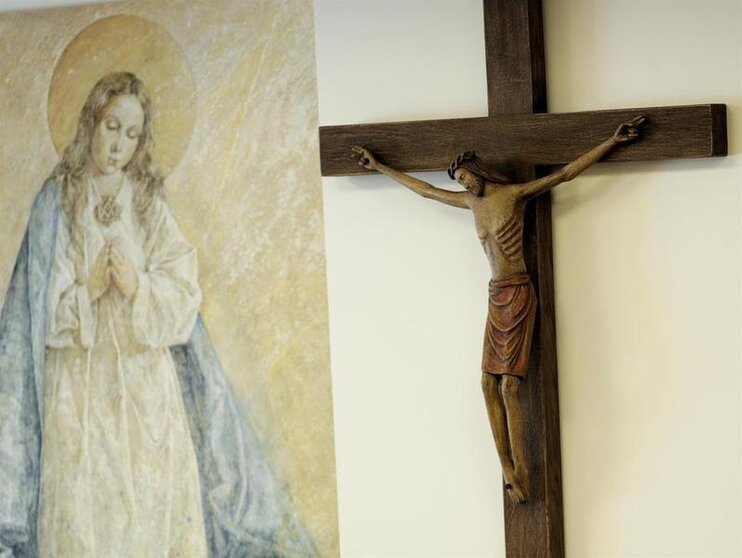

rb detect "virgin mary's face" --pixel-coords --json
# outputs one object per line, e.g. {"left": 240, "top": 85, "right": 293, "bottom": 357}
{"left": 90, "top": 94, "right": 145, "bottom": 176}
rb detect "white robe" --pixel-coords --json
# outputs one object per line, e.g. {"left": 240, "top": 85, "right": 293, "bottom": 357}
{"left": 38, "top": 177, "right": 208, "bottom": 557}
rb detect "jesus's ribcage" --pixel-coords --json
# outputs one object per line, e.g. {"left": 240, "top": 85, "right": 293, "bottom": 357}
{"left": 494, "top": 214, "right": 523, "bottom": 260}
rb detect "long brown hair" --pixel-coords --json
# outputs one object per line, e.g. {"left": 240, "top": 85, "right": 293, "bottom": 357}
{"left": 49, "top": 72, "right": 164, "bottom": 250}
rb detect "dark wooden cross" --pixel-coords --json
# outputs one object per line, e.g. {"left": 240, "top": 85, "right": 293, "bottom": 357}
{"left": 318, "top": 1, "right": 727, "bottom": 556}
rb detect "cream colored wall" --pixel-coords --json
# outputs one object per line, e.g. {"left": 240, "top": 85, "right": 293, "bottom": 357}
{"left": 316, "top": 0, "right": 742, "bottom": 557}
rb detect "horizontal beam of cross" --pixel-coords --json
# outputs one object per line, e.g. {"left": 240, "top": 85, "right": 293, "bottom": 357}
{"left": 319, "top": 104, "right": 726, "bottom": 176}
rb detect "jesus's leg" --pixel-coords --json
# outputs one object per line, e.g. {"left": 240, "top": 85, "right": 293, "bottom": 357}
{"left": 500, "top": 374, "right": 529, "bottom": 503}
{"left": 481, "top": 372, "right": 516, "bottom": 489}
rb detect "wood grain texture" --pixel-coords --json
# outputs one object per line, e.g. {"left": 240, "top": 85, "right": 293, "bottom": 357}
{"left": 482, "top": 0, "right": 564, "bottom": 555}
{"left": 484, "top": 0, "right": 546, "bottom": 115}
{"left": 319, "top": 104, "right": 726, "bottom": 176}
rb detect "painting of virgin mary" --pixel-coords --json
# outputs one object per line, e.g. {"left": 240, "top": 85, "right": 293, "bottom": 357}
{"left": 1, "top": 68, "right": 314, "bottom": 558}
{"left": 0, "top": 3, "right": 337, "bottom": 557}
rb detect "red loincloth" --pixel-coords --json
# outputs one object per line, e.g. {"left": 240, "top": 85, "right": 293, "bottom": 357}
{"left": 482, "top": 273, "right": 537, "bottom": 378}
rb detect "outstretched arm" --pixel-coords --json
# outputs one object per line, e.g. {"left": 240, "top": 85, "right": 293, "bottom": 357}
{"left": 518, "top": 116, "right": 646, "bottom": 200}
{"left": 352, "top": 146, "right": 471, "bottom": 209}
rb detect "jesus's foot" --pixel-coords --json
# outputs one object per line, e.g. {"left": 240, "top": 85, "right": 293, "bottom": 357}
{"left": 502, "top": 467, "right": 525, "bottom": 504}
{"left": 501, "top": 461, "right": 515, "bottom": 486}
{"left": 504, "top": 468, "right": 530, "bottom": 504}
{"left": 505, "top": 482, "right": 527, "bottom": 504}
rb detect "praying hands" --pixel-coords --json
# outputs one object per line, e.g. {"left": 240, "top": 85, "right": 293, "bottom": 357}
{"left": 88, "top": 242, "right": 139, "bottom": 301}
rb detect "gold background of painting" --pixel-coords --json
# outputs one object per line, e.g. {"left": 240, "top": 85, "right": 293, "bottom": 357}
{"left": 0, "top": 1, "right": 338, "bottom": 555}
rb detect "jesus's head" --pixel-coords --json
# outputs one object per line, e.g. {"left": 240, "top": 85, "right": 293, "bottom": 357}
{"left": 448, "top": 151, "right": 512, "bottom": 196}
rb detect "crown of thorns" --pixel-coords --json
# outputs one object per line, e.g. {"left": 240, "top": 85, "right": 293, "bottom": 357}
{"left": 447, "top": 151, "right": 476, "bottom": 180}
{"left": 447, "top": 151, "right": 513, "bottom": 185}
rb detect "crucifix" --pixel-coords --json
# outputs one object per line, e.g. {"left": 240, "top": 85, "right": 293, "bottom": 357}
{"left": 352, "top": 114, "right": 645, "bottom": 508}
{"left": 318, "top": 1, "right": 727, "bottom": 556}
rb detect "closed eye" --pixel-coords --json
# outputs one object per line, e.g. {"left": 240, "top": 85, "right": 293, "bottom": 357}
{"left": 105, "top": 118, "right": 120, "bottom": 132}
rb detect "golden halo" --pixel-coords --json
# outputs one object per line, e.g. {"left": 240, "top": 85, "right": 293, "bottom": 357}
{"left": 48, "top": 14, "right": 196, "bottom": 176}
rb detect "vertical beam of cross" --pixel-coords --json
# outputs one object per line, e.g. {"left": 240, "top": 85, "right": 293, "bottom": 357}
{"left": 484, "top": 1, "right": 565, "bottom": 556}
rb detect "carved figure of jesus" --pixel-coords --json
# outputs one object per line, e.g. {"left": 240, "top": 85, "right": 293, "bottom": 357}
{"left": 353, "top": 115, "right": 645, "bottom": 503}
